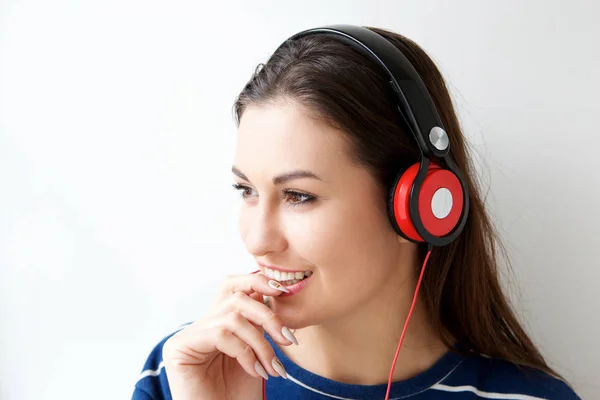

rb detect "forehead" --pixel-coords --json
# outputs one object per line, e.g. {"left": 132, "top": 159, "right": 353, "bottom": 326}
{"left": 234, "top": 102, "right": 350, "bottom": 175}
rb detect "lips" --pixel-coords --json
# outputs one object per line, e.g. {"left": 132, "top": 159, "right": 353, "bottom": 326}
{"left": 258, "top": 262, "right": 309, "bottom": 273}
{"left": 279, "top": 273, "right": 313, "bottom": 296}
{"left": 257, "top": 262, "right": 314, "bottom": 297}
{"left": 258, "top": 263, "right": 312, "bottom": 282}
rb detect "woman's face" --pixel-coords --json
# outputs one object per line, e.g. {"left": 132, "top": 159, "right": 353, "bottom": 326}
{"left": 233, "top": 100, "right": 410, "bottom": 329}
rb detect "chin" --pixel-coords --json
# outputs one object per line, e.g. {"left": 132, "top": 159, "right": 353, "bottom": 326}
{"left": 269, "top": 299, "right": 314, "bottom": 330}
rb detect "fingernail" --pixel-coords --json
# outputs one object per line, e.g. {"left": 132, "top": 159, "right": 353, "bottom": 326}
{"left": 281, "top": 326, "right": 298, "bottom": 345}
{"left": 268, "top": 280, "right": 290, "bottom": 293}
{"left": 272, "top": 357, "right": 287, "bottom": 379}
{"left": 255, "top": 360, "right": 269, "bottom": 380}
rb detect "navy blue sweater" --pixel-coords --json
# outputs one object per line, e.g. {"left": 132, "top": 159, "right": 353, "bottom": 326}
{"left": 132, "top": 325, "right": 580, "bottom": 399}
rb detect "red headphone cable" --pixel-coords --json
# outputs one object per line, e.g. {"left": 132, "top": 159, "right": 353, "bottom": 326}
{"left": 259, "top": 244, "right": 433, "bottom": 400}
{"left": 383, "top": 244, "right": 432, "bottom": 399}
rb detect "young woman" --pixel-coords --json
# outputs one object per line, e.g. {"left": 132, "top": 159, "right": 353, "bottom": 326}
{"left": 132, "top": 25, "right": 581, "bottom": 400}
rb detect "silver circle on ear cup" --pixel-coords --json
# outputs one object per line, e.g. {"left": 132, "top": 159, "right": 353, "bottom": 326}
{"left": 431, "top": 188, "right": 453, "bottom": 219}
{"left": 429, "top": 127, "right": 449, "bottom": 151}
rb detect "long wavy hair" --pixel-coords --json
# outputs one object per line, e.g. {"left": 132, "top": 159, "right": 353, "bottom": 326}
{"left": 232, "top": 25, "right": 564, "bottom": 380}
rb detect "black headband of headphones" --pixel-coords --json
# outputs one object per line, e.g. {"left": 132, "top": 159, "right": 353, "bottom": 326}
{"left": 285, "top": 24, "right": 448, "bottom": 159}
{"left": 278, "top": 24, "right": 470, "bottom": 246}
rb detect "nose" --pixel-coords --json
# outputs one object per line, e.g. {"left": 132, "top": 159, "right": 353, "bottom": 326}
{"left": 242, "top": 204, "right": 288, "bottom": 257}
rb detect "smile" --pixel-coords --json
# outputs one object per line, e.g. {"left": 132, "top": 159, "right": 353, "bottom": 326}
{"left": 262, "top": 266, "right": 313, "bottom": 284}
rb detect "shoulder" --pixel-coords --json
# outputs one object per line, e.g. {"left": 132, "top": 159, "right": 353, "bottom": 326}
{"left": 131, "top": 322, "right": 192, "bottom": 400}
{"left": 435, "top": 352, "right": 581, "bottom": 399}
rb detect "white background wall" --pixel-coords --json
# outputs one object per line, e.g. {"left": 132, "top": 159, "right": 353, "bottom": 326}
{"left": 1, "top": 0, "right": 598, "bottom": 399}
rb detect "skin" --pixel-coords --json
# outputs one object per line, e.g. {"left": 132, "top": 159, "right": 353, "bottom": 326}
{"left": 232, "top": 98, "right": 449, "bottom": 385}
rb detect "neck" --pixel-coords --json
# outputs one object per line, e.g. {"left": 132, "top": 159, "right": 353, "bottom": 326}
{"left": 281, "top": 270, "right": 450, "bottom": 385}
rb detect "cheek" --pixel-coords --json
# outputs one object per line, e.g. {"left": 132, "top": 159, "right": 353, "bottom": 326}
{"left": 237, "top": 208, "right": 250, "bottom": 238}
{"left": 237, "top": 204, "right": 262, "bottom": 246}
{"left": 290, "top": 201, "right": 392, "bottom": 272}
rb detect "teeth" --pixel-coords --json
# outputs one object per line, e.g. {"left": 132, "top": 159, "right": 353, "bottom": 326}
{"left": 263, "top": 267, "right": 312, "bottom": 281}
{"left": 282, "top": 279, "right": 301, "bottom": 285}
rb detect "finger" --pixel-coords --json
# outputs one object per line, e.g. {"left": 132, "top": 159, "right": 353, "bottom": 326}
{"left": 248, "top": 292, "right": 268, "bottom": 330}
{"left": 220, "top": 311, "right": 285, "bottom": 378}
{"left": 219, "top": 273, "right": 290, "bottom": 300}
{"left": 184, "top": 312, "right": 285, "bottom": 378}
{"left": 166, "top": 323, "right": 267, "bottom": 379}
{"left": 249, "top": 291, "right": 268, "bottom": 307}
{"left": 220, "top": 292, "right": 297, "bottom": 346}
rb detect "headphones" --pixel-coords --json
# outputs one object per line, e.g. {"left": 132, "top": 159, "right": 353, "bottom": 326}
{"left": 284, "top": 25, "right": 470, "bottom": 247}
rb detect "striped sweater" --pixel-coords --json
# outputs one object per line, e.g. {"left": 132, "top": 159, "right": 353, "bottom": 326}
{"left": 132, "top": 325, "right": 580, "bottom": 400}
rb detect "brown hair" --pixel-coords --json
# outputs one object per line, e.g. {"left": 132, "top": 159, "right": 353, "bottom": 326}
{"left": 233, "top": 26, "right": 563, "bottom": 380}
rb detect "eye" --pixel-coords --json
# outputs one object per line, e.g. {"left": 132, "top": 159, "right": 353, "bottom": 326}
{"left": 232, "top": 183, "right": 257, "bottom": 198}
{"left": 282, "top": 189, "right": 316, "bottom": 207}
{"left": 231, "top": 184, "right": 316, "bottom": 207}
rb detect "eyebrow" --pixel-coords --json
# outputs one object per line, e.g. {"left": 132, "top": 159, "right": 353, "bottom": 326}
{"left": 232, "top": 166, "right": 323, "bottom": 185}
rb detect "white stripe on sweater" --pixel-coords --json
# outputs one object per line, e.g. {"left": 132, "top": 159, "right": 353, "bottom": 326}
{"left": 431, "top": 384, "right": 547, "bottom": 399}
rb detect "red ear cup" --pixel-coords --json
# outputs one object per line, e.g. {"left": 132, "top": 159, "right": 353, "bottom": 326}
{"left": 391, "top": 163, "right": 423, "bottom": 241}
{"left": 390, "top": 162, "right": 464, "bottom": 241}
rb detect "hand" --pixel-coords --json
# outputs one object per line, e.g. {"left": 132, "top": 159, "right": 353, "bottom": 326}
{"left": 162, "top": 273, "right": 298, "bottom": 400}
